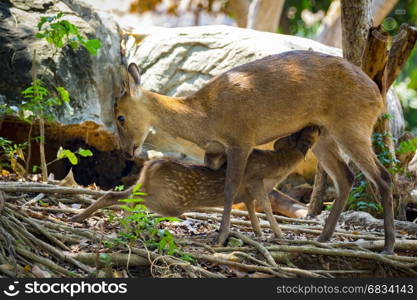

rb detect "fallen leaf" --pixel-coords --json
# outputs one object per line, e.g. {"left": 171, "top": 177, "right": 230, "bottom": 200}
{"left": 213, "top": 253, "right": 241, "bottom": 262}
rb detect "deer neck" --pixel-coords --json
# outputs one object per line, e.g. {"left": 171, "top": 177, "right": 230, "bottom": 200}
{"left": 142, "top": 89, "right": 205, "bottom": 143}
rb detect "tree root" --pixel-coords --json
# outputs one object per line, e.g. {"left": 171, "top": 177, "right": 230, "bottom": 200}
{"left": 0, "top": 186, "right": 416, "bottom": 278}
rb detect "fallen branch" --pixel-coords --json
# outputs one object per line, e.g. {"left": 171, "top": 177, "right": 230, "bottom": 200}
{"left": 0, "top": 182, "right": 105, "bottom": 197}
{"left": 70, "top": 252, "right": 150, "bottom": 267}
{"left": 230, "top": 231, "right": 277, "bottom": 267}
{"left": 267, "top": 244, "right": 417, "bottom": 275}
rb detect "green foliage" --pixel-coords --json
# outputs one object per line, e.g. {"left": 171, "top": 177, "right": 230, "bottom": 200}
{"left": 103, "top": 184, "right": 192, "bottom": 261}
{"left": 345, "top": 132, "right": 401, "bottom": 216}
{"left": 397, "top": 137, "right": 417, "bottom": 155}
{"left": 114, "top": 185, "right": 125, "bottom": 191}
{"left": 372, "top": 132, "right": 401, "bottom": 174}
{"left": 346, "top": 173, "right": 383, "bottom": 215}
{"left": 56, "top": 147, "right": 93, "bottom": 165}
{"left": 19, "top": 80, "right": 70, "bottom": 123}
{"left": 36, "top": 12, "right": 101, "bottom": 55}
{"left": 345, "top": 130, "right": 417, "bottom": 216}
{"left": 281, "top": 0, "right": 332, "bottom": 37}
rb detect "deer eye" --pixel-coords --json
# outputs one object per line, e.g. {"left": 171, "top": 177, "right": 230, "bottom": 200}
{"left": 117, "top": 115, "right": 125, "bottom": 122}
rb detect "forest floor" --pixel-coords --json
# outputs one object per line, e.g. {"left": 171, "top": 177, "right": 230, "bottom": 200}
{"left": 0, "top": 175, "right": 417, "bottom": 278}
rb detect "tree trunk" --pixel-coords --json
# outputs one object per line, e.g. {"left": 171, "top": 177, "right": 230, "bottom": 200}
{"left": 247, "top": 0, "right": 285, "bottom": 32}
{"left": 341, "top": 0, "right": 373, "bottom": 66}
{"left": 229, "top": 0, "right": 250, "bottom": 28}
{"left": 387, "top": 24, "right": 417, "bottom": 88}
{"left": 361, "top": 26, "right": 394, "bottom": 167}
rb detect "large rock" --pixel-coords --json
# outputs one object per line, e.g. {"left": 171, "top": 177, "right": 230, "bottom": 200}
{"left": 128, "top": 25, "right": 341, "bottom": 96}
{"left": 0, "top": 0, "right": 137, "bottom": 188}
{"left": 0, "top": 0, "right": 121, "bottom": 128}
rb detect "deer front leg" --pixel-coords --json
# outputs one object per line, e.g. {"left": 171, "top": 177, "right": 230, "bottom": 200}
{"left": 215, "top": 146, "right": 251, "bottom": 245}
{"left": 248, "top": 181, "right": 283, "bottom": 238}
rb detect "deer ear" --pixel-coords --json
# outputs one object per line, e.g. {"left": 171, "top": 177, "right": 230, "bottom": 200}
{"left": 128, "top": 63, "right": 141, "bottom": 85}
{"left": 127, "top": 63, "right": 141, "bottom": 96}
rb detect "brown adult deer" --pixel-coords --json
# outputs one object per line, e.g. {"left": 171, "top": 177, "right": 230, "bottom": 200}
{"left": 113, "top": 50, "right": 395, "bottom": 254}
{"left": 71, "top": 126, "right": 320, "bottom": 237}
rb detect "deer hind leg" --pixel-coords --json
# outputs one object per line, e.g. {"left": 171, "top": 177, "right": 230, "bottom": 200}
{"left": 248, "top": 181, "right": 283, "bottom": 238}
{"left": 332, "top": 129, "right": 395, "bottom": 254}
{"left": 312, "top": 133, "right": 354, "bottom": 242}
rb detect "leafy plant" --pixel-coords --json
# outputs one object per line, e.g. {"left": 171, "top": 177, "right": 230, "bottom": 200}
{"left": 114, "top": 185, "right": 125, "bottom": 191}
{"left": 372, "top": 132, "right": 401, "bottom": 174}
{"left": 36, "top": 12, "right": 101, "bottom": 55}
{"left": 103, "top": 184, "right": 189, "bottom": 259}
{"left": 397, "top": 137, "right": 417, "bottom": 155}
{"left": 20, "top": 80, "right": 70, "bottom": 123}
{"left": 2, "top": 11, "right": 102, "bottom": 180}
{"left": 47, "top": 147, "right": 93, "bottom": 166}
{"left": 346, "top": 173, "right": 383, "bottom": 215}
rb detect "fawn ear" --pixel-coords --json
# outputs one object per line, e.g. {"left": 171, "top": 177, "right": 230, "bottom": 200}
{"left": 127, "top": 63, "right": 141, "bottom": 96}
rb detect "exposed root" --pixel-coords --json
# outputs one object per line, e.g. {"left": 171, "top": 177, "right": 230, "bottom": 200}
{"left": 0, "top": 184, "right": 416, "bottom": 278}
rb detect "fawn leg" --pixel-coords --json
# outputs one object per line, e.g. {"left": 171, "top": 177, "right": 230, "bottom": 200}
{"left": 248, "top": 181, "right": 283, "bottom": 238}
{"left": 70, "top": 189, "right": 131, "bottom": 222}
{"left": 244, "top": 199, "right": 262, "bottom": 236}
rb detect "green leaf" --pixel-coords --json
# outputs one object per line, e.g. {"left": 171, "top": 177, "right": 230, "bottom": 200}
{"left": 37, "top": 16, "right": 48, "bottom": 30}
{"left": 81, "top": 39, "right": 101, "bottom": 55}
{"left": 132, "top": 184, "right": 142, "bottom": 193}
{"left": 98, "top": 253, "right": 111, "bottom": 264}
{"left": 57, "top": 147, "right": 78, "bottom": 165}
{"left": 118, "top": 197, "right": 143, "bottom": 204}
{"left": 56, "top": 87, "right": 70, "bottom": 103}
{"left": 77, "top": 148, "right": 93, "bottom": 157}
{"left": 114, "top": 185, "right": 124, "bottom": 191}
{"left": 397, "top": 138, "right": 417, "bottom": 155}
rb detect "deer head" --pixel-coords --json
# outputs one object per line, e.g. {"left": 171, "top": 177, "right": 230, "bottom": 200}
{"left": 115, "top": 63, "right": 152, "bottom": 156}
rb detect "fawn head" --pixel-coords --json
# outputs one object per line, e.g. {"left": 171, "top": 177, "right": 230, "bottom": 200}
{"left": 273, "top": 126, "right": 320, "bottom": 153}
{"left": 115, "top": 63, "right": 152, "bottom": 156}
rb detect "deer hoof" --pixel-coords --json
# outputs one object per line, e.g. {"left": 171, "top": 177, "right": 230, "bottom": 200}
{"left": 213, "top": 232, "right": 229, "bottom": 246}
{"left": 380, "top": 249, "right": 395, "bottom": 255}
{"left": 69, "top": 214, "right": 84, "bottom": 223}
{"left": 316, "top": 234, "right": 330, "bottom": 243}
